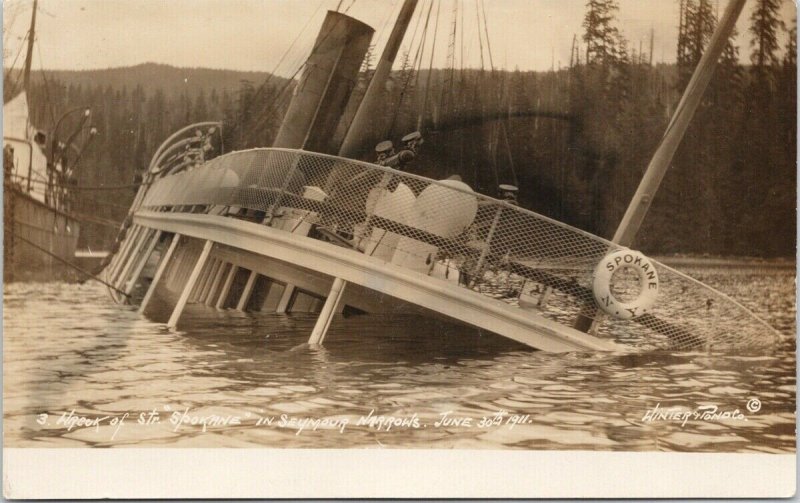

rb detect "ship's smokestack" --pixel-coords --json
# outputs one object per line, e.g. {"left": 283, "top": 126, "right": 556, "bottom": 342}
{"left": 272, "top": 11, "right": 374, "bottom": 153}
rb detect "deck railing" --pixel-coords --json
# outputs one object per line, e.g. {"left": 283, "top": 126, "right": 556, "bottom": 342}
{"left": 139, "top": 148, "right": 782, "bottom": 351}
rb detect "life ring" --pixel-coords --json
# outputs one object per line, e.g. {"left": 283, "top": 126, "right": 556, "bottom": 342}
{"left": 592, "top": 249, "right": 659, "bottom": 320}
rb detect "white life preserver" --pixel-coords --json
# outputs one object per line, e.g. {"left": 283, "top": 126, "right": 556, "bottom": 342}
{"left": 592, "top": 249, "right": 659, "bottom": 320}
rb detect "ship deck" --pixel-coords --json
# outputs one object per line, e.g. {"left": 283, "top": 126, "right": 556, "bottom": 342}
{"left": 103, "top": 148, "right": 781, "bottom": 353}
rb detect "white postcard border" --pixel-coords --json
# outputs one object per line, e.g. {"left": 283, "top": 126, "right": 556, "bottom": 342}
{"left": 3, "top": 448, "right": 796, "bottom": 499}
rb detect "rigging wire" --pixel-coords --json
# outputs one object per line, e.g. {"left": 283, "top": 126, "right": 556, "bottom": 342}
{"left": 419, "top": 0, "right": 442, "bottom": 129}
{"left": 243, "top": 59, "right": 309, "bottom": 145}
{"left": 389, "top": 0, "right": 431, "bottom": 136}
{"left": 387, "top": 0, "right": 429, "bottom": 137}
{"left": 477, "top": 0, "right": 517, "bottom": 188}
{"left": 61, "top": 210, "right": 122, "bottom": 229}
{"left": 36, "top": 40, "right": 57, "bottom": 126}
{"left": 474, "top": 0, "right": 485, "bottom": 72}
{"left": 336, "top": 0, "right": 399, "bottom": 139}
{"left": 343, "top": 0, "right": 358, "bottom": 14}
{"left": 6, "top": 189, "right": 123, "bottom": 228}
{"left": 373, "top": 0, "right": 400, "bottom": 53}
{"left": 479, "top": 0, "right": 495, "bottom": 72}
{"left": 411, "top": 0, "right": 435, "bottom": 128}
{"left": 482, "top": 0, "right": 501, "bottom": 189}
{"left": 404, "top": 0, "right": 428, "bottom": 59}
{"left": 459, "top": 0, "right": 465, "bottom": 74}
{"left": 12, "top": 233, "right": 130, "bottom": 296}
{"left": 500, "top": 121, "right": 518, "bottom": 186}
{"left": 237, "top": 0, "right": 327, "bottom": 140}
{"left": 440, "top": 0, "right": 459, "bottom": 114}
{"left": 244, "top": 3, "right": 361, "bottom": 145}
{"left": 456, "top": 0, "right": 466, "bottom": 177}
{"left": 4, "top": 31, "right": 29, "bottom": 96}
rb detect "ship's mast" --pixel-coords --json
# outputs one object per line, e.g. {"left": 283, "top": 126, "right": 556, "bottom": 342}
{"left": 611, "top": 0, "right": 747, "bottom": 247}
{"left": 22, "top": 0, "right": 38, "bottom": 96}
{"left": 575, "top": 0, "right": 747, "bottom": 334}
{"left": 338, "top": 0, "right": 419, "bottom": 158}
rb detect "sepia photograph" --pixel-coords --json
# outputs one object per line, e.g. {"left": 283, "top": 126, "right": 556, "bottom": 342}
{"left": 2, "top": 0, "right": 797, "bottom": 498}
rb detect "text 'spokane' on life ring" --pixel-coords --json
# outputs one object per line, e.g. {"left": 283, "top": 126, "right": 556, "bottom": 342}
{"left": 592, "top": 249, "right": 659, "bottom": 320}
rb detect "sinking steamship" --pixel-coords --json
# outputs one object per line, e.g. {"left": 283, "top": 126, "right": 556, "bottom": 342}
{"left": 101, "top": 0, "right": 781, "bottom": 353}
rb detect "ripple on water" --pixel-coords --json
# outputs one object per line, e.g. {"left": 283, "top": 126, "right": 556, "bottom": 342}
{"left": 2, "top": 268, "right": 796, "bottom": 451}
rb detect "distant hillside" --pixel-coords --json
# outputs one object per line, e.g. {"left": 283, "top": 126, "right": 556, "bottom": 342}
{"left": 8, "top": 58, "right": 796, "bottom": 257}
{"left": 13, "top": 62, "right": 276, "bottom": 98}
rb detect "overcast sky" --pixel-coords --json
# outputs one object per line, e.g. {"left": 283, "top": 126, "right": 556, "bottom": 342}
{"left": 3, "top": 0, "right": 796, "bottom": 75}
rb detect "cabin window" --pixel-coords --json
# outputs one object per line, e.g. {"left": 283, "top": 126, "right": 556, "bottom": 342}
{"left": 247, "top": 276, "right": 286, "bottom": 312}
{"left": 289, "top": 289, "right": 324, "bottom": 313}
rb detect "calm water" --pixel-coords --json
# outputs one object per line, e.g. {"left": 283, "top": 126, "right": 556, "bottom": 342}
{"left": 3, "top": 265, "right": 796, "bottom": 451}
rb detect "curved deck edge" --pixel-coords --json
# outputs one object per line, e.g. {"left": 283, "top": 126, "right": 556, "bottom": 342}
{"left": 134, "top": 210, "right": 627, "bottom": 353}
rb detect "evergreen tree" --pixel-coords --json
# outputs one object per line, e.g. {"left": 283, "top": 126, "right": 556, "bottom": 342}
{"left": 147, "top": 88, "right": 167, "bottom": 144}
{"left": 194, "top": 89, "right": 209, "bottom": 121}
{"left": 582, "top": 0, "right": 623, "bottom": 66}
{"left": 16, "top": 36, "right": 794, "bottom": 257}
{"left": 784, "top": 15, "right": 797, "bottom": 67}
{"left": 750, "top": 0, "right": 785, "bottom": 72}
{"left": 677, "top": 0, "right": 716, "bottom": 90}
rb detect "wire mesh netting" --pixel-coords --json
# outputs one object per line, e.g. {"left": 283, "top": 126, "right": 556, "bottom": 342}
{"left": 138, "top": 148, "right": 783, "bottom": 352}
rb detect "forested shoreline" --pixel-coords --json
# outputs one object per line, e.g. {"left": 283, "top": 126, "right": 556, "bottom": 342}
{"left": 12, "top": 0, "right": 796, "bottom": 257}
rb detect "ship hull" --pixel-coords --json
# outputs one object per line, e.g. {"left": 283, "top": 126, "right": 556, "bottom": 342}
{"left": 4, "top": 187, "right": 81, "bottom": 282}
{"left": 102, "top": 146, "right": 780, "bottom": 353}
{"left": 125, "top": 210, "right": 621, "bottom": 353}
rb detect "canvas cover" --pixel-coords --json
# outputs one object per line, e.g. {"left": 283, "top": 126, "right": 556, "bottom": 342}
{"left": 3, "top": 91, "right": 48, "bottom": 202}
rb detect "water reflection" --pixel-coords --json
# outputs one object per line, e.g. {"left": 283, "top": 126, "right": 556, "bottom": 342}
{"left": 3, "top": 267, "right": 795, "bottom": 451}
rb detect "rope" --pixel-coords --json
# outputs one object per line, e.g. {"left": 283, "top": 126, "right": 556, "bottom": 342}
{"left": 12, "top": 233, "right": 130, "bottom": 296}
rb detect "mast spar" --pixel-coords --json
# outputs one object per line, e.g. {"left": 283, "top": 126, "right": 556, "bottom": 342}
{"left": 611, "top": 0, "right": 747, "bottom": 247}
{"left": 338, "top": 0, "right": 419, "bottom": 158}
{"left": 575, "top": 0, "right": 748, "bottom": 334}
{"left": 22, "top": 0, "right": 38, "bottom": 96}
